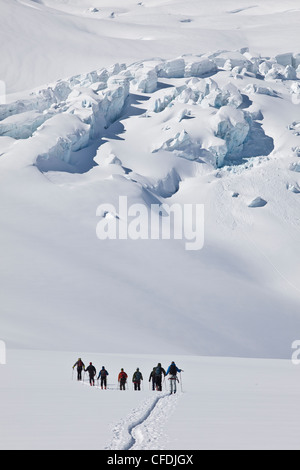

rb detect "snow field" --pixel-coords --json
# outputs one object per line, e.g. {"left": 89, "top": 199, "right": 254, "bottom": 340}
{"left": 1, "top": 46, "right": 300, "bottom": 358}
{"left": 2, "top": 0, "right": 300, "bottom": 95}
{"left": 1, "top": 349, "right": 300, "bottom": 450}
{"left": 1, "top": 0, "right": 300, "bottom": 451}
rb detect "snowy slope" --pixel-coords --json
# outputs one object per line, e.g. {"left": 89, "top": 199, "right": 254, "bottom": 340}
{"left": 1, "top": 0, "right": 300, "bottom": 95}
{"left": 1, "top": 45, "right": 300, "bottom": 358}
{"left": 1, "top": 0, "right": 300, "bottom": 452}
{"left": 1, "top": 349, "right": 300, "bottom": 450}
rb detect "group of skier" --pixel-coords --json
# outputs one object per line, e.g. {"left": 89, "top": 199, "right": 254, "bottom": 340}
{"left": 72, "top": 359, "right": 183, "bottom": 394}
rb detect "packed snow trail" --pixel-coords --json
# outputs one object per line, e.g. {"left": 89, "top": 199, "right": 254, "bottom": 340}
{"left": 129, "top": 394, "right": 179, "bottom": 450}
{"left": 81, "top": 372, "right": 180, "bottom": 449}
{"left": 106, "top": 392, "right": 179, "bottom": 450}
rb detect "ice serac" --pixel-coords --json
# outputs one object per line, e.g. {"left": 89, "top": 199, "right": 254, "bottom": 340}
{"left": 157, "top": 56, "right": 217, "bottom": 80}
{"left": 174, "top": 78, "right": 243, "bottom": 110}
{"left": 243, "top": 84, "right": 278, "bottom": 97}
{"left": 213, "top": 51, "right": 251, "bottom": 70}
{"left": 36, "top": 113, "right": 90, "bottom": 165}
{"left": 248, "top": 197, "right": 268, "bottom": 208}
{"left": 0, "top": 62, "right": 131, "bottom": 170}
{"left": 0, "top": 50, "right": 296, "bottom": 172}
{"left": 290, "top": 162, "right": 300, "bottom": 173}
{"left": 275, "top": 53, "right": 293, "bottom": 67}
{"left": 293, "top": 53, "right": 300, "bottom": 69}
{"left": 211, "top": 106, "right": 250, "bottom": 166}
{"left": 0, "top": 110, "right": 56, "bottom": 139}
{"left": 131, "top": 66, "right": 158, "bottom": 94}
{"left": 201, "top": 82, "right": 243, "bottom": 109}
{"left": 158, "top": 58, "right": 186, "bottom": 78}
{"left": 287, "top": 183, "right": 300, "bottom": 194}
{"left": 290, "top": 82, "right": 300, "bottom": 95}
{"left": 184, "top": 57, "right": 218, "bottom": 77}
{"left": 149, "top": 86, "right": 185, "bottom": 113}
{"left": 101, "top": 75, "right": 130, "bottom": 125}
{"left": 152, "top": 129, "right": 193, "bottom": 156}
{"left": 283, "top": 65, "right": 297, "bottom": 80}
{"left": 264, "top": 62, "right": 297, "bottom": 81}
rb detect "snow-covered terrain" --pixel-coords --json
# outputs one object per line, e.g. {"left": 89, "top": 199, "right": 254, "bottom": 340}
{"left": 1, "top": 0, "right": 300, "bottom": 450}
{"left": 1, "top": 41, "right": 300, "bottom": 358}
{"left": 1, "top": 350, "right": 300, "bottom": 450}
{"left": 2, "top": 0, "right": 300, "bottom": 96}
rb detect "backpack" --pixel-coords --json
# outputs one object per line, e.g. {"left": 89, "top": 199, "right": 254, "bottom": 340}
{"left": 134, "top": 371, "right": 142, "bottom": 382}
{"left": 100, "top": 369, "right": 107, "bottom": 378}
{"left": 169, "top": 364, "right": 177, "bottom": 375}
{"left": 120, "top": 372, "right": 127, "bottom": 382}
{"left": 155, "top": 366, "right": 161, "bottom": 376}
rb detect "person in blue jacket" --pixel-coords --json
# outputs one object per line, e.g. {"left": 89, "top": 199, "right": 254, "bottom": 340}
{"left": 97, "top": 366, "right": 109, "bottom": 389}
{"left": 166, "top": 361, "right": 183, "bottom": 394}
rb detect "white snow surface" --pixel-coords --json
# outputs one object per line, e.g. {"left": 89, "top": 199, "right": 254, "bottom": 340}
{"left": 1, "top": 0, "right": 300, "bottom": 96}
{"left": 1, "top": 0, "right": 300, "bottom": 450}
{"left": 1, "top": 349, "right": 300, "bottom": 450}
{"left": 1, "top": 43, "right": 300, "bottom": 358}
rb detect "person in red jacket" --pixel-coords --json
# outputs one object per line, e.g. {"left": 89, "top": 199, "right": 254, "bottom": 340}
{"left": 118, "top": 368, "right": 128, "bottom": 390}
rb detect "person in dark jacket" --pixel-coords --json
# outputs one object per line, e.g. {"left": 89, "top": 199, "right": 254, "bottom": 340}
{"left": 154, "top": 363, "right": 166, "bottom": 391}
{"left": 97, "top": 366, "right": 109, "bottom": 389}
{"left": 132, "top": 368, "right": 143, "bottom": 390}
{"left": 149, "top": 367, "right": 157, "bottom": 391}
{"left": 85, "top": 362, "right": 97, "bottom": 386}
{"left": 73, "top": 358, "right": 85, "bottom": 381}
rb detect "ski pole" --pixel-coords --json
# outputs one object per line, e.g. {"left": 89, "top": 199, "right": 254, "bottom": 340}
{"left": 180, "top": 372, "right": 183, "bottom": 393}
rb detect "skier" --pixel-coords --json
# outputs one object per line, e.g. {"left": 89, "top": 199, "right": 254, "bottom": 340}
{"left": 132, "top": 368, "right": 143, "bottom": 391}
{"left": 149, "top": 367, "right": 157, "bottom": 391}
{"left": 166, "top": 361, "right": 183, "bottom": 394}
{"left": 97, "top": 366, "right": 109, "bottom": 389}
{"left": 98, "top": 366, "right": 109, "bottom": 389}
{"left": 154, "top": 363, "right": 166, "bottom": 391}
{"left": 85, "top": 362, "right": 97, "bottom": 386}
{"left": 73, "top": 358, "right": 85, "bottom": 381}
{"left": 118, "top": 368, "right": 128, "bottom": 391}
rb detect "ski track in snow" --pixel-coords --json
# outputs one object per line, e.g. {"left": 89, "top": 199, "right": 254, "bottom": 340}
{"left": 81, "top": 378, "right": 179, "bottom": 450}
{"left": 106, "top": 392, "right": 179, "bottom": 450}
